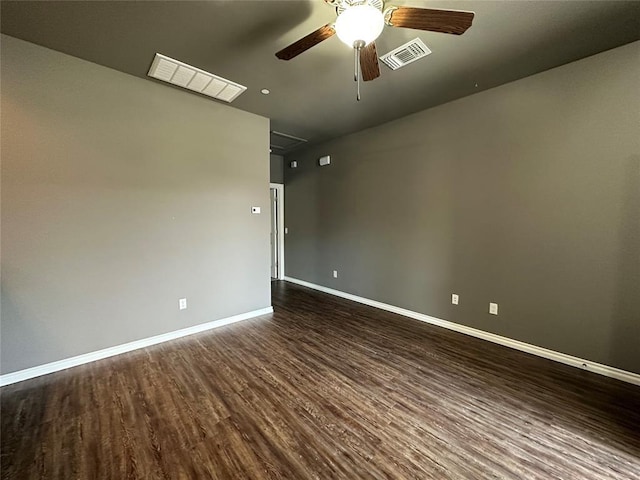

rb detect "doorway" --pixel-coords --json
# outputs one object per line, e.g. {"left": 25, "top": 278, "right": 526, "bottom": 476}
{"left": 269, "top": 183, "right": 284, "bottom": 280}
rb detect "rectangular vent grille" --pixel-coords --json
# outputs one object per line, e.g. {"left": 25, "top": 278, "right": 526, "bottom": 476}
{"left": 270, "top": 131, "right": 307, "bottom": 152}
{"left": 147, "top": 53, "right": 246, "bottom": 103}
{"left": 380, "top": 38, "right": 431, "bottom": 71}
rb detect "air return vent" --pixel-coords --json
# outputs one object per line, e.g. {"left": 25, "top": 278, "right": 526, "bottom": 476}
{"left": 380, "top": 38, "right": 431, "bottom": 71}
{"left": 270, "top": 131, "right": 307, "bottom": 153}
{"left": 147, "top": 53, "right": 246, "bottom": 103}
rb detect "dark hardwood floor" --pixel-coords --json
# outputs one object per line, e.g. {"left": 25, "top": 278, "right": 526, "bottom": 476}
{"left": 2, "top": 281, "right": 639, "bottom": 479}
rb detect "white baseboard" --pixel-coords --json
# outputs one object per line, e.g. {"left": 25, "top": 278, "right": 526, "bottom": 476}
{"left": 0, "top": 306, "right": 273, "bottom": 387}
{"left": 283, "top": 276, "right": 640, "bottom": 386}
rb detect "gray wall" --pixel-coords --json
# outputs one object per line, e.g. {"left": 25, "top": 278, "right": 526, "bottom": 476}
{"left": 285, "top": 41, "right": 640, "bottom": 374}
{"left": 1, "top": 35, "right": 271, "bottom": 374}
{"left": 270, "top": 154, "right": 284, "bottom": 184}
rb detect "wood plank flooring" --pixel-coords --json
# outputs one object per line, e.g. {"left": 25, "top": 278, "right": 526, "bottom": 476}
{"left": 2, "top": 280, "right": 639, "bottom": 479}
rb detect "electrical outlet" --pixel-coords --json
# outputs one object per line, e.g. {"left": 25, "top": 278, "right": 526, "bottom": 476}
{"left": 179, "top": 298, "right": 187, "bottom": 310}
{"left": 452, "top": 294, "right": 459, "bottom": 305}
{"left": 333, "top": 270, "right": 338, "bottom": 278}
{"left": 489, "top": 302, "right": 498, "bottom": 315}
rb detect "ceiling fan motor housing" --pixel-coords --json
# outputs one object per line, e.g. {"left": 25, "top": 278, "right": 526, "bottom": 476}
{"left": 335, "top": 0, "right": 385, "bottom": 16}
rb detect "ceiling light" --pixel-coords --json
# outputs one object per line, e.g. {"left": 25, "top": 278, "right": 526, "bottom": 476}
{"left": 261, "top": 88, "right": 270, "bottom": 95}
{"left": 335, "top": 4, "right": 384, "bottom": 47}
{"left": 334, "top": 3, "right": 384, "bottom": 102}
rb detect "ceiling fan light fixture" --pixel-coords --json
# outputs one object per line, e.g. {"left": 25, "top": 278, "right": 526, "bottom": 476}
{"left": 335, "top": 4, "right": 384, "bottom": 47}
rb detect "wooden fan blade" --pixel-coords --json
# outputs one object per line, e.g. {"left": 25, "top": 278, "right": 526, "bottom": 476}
{"left": 389, "top": 7, "right": 474, "bottom": 35}
{"left": 360, "top": 42, "right": 380, "bottom": 82}
{"left": 276, "top": 24, "right": 335, "bottom": 60}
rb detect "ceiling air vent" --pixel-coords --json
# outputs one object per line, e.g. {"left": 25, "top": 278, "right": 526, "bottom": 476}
{"left": 270, "top": 131, "right": 307, "bottom": 153}
{"left": 147, "top": 53, "right": 246, "bottom": 103}
{"left": 380, "top": 38, "right": 431, "bottom": 71}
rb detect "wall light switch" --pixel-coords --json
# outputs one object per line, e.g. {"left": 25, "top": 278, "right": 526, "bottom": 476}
{"left": 489, "top": 302, "right": 498, "bottom": 315}
{"left": 251, "top": 206, "right": 261, "bottom": 214}
{"left": 285, "top": 227, "right": 288, "bottom": 234}
{"left": 452, "top": 294, "right": 459, "bottom": 305}
{"left": 179, "top": 298, "right": 187, "bottom": 310}
{"left": 333, "top": 270, "right": 338, "bottom": 278}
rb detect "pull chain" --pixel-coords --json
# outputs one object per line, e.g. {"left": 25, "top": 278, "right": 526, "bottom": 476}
{"left": 354, "top": 45, "right": 358, "bottom": 83}
{"left": 353, "top": 40, "right": 365, "bottom": 102}
{"left": 356, "top": 46, "right": 361, "bottom": 101}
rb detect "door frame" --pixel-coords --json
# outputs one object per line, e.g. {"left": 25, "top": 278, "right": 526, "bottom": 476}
{"left": 270, "top": 183, "right": 285, "bottom": 280}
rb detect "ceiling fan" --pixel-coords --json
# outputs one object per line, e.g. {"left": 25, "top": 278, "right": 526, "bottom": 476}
{"left": 276, "top": 0, "right": 475, "bottom": 100}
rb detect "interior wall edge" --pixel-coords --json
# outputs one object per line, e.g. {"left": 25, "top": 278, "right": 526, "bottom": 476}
{"left": 282, "top": 277, "right": 640, "bottom": 387}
